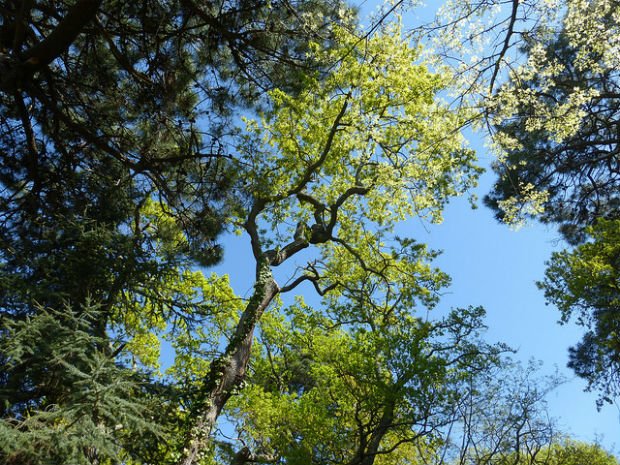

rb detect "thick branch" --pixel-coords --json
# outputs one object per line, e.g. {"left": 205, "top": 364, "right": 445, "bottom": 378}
{"left": 22, "top": 0, "right": 102, "bottom": 69}
{"left": 232, "top": 446, "right": 278, "bottom": 465}
{"left": 244, "top": 201, "right": 267, "bottom": 260}
{"left": 347, "top": 399, "right": 397, "bottom": 465}
{"left": 279, "top": 269, "right": 338, "bottom": 295}
{"left": 298, "top": 185, "right": 369, "bottom": 244}
{"left": 265, "top": 237, "right": 309, "bottom": 266}
{"left": 179, "top": 259, "right": 279, "bottom": 465}
{"left": 326, "top": 185, "right": 370, "bottom": 232}
{"left": 0, "top": 0, "right": 101, "bottom": 93}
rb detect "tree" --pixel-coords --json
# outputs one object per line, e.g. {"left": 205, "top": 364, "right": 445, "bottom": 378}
{"left": 471, "top": 0, "right": 620, "bottom": 402}
{"left": 485, "top": 440, "right": 619, "bottom": 465}
{"left": 0, "top": 0, "right": 355, "bottom": 463}
{"left": 484, "top": 2, "right": 620, "bottom": 243}
{"left": 421, "top": 0, "right": 620, "bottom": 403}
{"left": 540, "top": 219, "right": 620, "bottom": 406}
{"left": 0, "top": 0, "right": 355, "bottom": 311}
{"left": 438, "top": 360, "right": 563, "bottom": 465}
{"left": 0, "top": 302, "right": 171, "bottom": 465}
{"left": 415, "top": 0, "right": 620, "bottom": 244}
{"left": 175, "top": 23, "right": 480, "bottom": 464}
{"left": 536, "top": 440, "right": 619, "bottom": 465}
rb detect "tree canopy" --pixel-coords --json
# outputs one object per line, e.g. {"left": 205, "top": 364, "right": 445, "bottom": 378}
{"left": 1, "top": 1, "right": 619, "bottom": 464}
{"left": 485, "top": 3, "right": 620, "bottom": 243}
{"left": 415, "top": 0, "right": 620, "bottom": 404}
{"left": 540, "top": 219, "right": 620, "bottom": 405}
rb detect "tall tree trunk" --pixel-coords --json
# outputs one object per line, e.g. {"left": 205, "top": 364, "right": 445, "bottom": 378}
{"left": 178, "top": 258, "right": 279, "bottom": 465}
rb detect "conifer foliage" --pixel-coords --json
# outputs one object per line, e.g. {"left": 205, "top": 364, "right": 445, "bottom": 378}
{"left": 0, "top": 0, "right": 353, "bottom": 462}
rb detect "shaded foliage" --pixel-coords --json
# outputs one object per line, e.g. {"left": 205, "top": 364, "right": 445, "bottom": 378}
{"left": 486, "top": 28, "right": 620, "bottom": 244}
{"left": 0, "top": 303, "right": 172, "bottom": 465}
{"left": 540, "top": 219, "right": 620, "bottom": 406}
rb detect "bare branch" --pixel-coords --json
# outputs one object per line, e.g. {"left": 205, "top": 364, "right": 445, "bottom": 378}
{"left": 489, "top": 0, "right": 519, "bottom": 93}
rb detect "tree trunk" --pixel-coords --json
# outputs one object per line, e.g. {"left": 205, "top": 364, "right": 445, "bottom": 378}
{"left": 178, "top": 259, "right": 279, "bottom": 465}
{"left": 348, "top": 399, "right": 396, "bottom": 465}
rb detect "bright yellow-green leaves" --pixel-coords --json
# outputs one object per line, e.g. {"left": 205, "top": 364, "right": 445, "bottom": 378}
{"left": 497, "top": 440, "right": 619, "bottom": 465}
{"left": 238, "top": 23, "right": 479, "bottom": 231}
{"left": 111, "top": 267, "right": 241, "bottom": 372}
{"left": 141, "top": 197, "right": 189, "bottom": 256}
{"left": 165, "top": 272, "right": 242, "bottom": 380}
{"left": 229, "top": 302, "right": 413, "bottom": 463}
{"left": 232, "top": 24, "right": 479, "bottom": 325}
{"left": 229, "top": 300, "right": 499, "bottom": 465}
{"left": 544, "top": 440, "right": 619, "bottom": 465}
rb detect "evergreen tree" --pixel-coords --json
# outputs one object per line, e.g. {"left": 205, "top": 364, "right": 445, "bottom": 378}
{"left": 540, "top": 219, "right": 620, "bottom": 406}
{"left": 478, "top": 0, "right": 620, "bottom": 401}
{"left": 0, "top": 0, "right": 354, "bottom": 462}
{"left": 485, "top": 13, "right": 620, "bottom": 244}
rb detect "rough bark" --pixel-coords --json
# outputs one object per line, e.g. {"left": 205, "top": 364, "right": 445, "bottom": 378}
{"left": 178, "top": 258, "right": 279, "bottom": 465}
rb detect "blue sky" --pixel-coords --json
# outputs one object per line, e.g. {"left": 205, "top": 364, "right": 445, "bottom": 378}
{"left": 418, "top": 153, "right": 620, "bottom": 453}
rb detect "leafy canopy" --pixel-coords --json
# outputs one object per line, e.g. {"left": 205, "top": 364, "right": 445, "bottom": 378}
{"left": 540, "top": 219, "right": 620, "bottom": 405}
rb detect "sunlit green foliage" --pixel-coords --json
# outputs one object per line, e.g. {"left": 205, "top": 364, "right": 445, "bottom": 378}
{"left": 489, "top": 439, "right": 619, "bottom": 465}
{"left": 225, "top": 302, "right": 504, "bottom": 465}
{"left": 540, "top": 219, "right": 620, "bottom": 404}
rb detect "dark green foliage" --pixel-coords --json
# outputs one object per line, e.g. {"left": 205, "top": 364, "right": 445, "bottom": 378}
{"left": 486, "top": 30, "right": 620, "bottom": 245}
{"left": 0, "top": 302, "right": 166, "bottom": 465}
{"left": 539, "top": 219, "right": 620, "bottom": 406}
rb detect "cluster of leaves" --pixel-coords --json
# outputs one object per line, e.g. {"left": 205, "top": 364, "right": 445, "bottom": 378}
{"left": 0, "top": 303, "right": 171, "bottom": 465}
{"left": 540, "top": 219, "right": 620, "bottom": 405}
{"left": 486, "top": 3, "right": 620, "bottom": 243}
